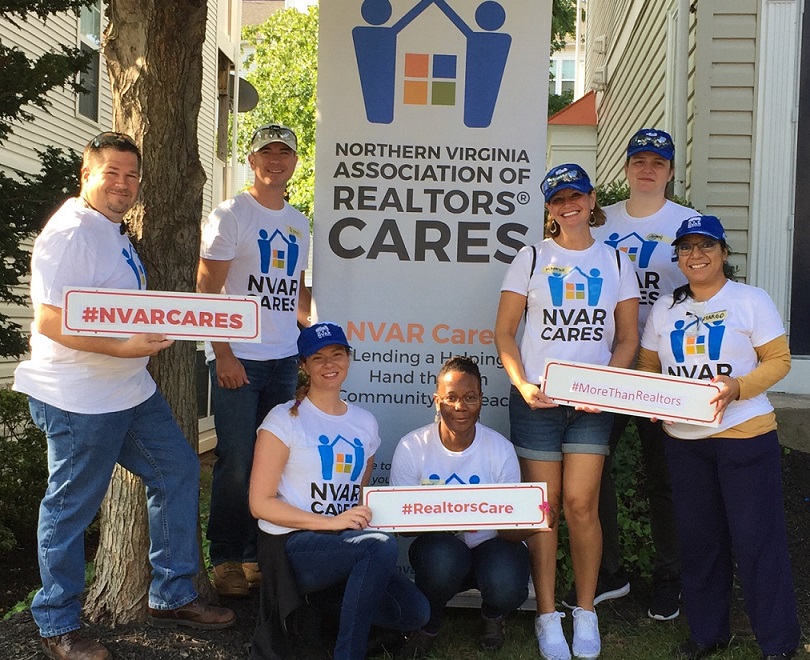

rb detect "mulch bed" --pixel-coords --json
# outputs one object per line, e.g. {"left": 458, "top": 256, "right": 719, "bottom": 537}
{"left": 1, "top": 449, "right": 809, "bottom": 659}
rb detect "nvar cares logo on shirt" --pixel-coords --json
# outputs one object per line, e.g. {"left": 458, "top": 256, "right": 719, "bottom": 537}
{"left": 247, "top": 226, "right": 303, "bottom": 312}
{"left": 310, "top": 434, "right": 367, "bottom": 516}
{"left": 666, "top": 310, "right": 732, "bottom": 380}
{"left": 353, "top": 0, "right": 511, "bottom": 128}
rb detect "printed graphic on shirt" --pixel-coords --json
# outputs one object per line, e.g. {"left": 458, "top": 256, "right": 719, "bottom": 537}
{"left": 121, "top": 245, "right": 146, "bottom": 289}
{"left": 540, "top": 264, "right": 608, "bottom": 342}
{"left": 309, "top": 433, "right": 368, "bottom": 516}
{"left": 318, "top": 433, "right": 366, "bottom": 482}
{"left": 604, "top": 231, "right": 675, "bottom": 306}
{"left": 544, "top": 265, "right": 603, "bottom": 307}
{"left": 666, "top": 310, "right": 731, "bottom": 379}
{"left": 424, "top": 471, "right": 481, "bottom": 485}
{"left": 248, "top": 225, "right": 304, "bottom": 311}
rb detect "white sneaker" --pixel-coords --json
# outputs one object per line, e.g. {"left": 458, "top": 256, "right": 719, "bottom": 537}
{"left": 571, "top": 607, "right": 601, "bottom": 659}
{"left": 534, "top": 611, "right": 572, "bottom": 660}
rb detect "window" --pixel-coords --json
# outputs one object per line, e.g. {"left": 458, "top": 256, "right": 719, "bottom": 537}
{"left": 78, "top": 1, "right": 102, "bottom": 121}
{"left": 549, "top": 58, "right": 576, "bottom": 96}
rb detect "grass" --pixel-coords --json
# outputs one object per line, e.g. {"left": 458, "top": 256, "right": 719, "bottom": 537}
{"left": 6, "top": 453, "right": 807, "bottom": 659}
{"left": 417, "top": 603, "right": 802, "bottom": 659}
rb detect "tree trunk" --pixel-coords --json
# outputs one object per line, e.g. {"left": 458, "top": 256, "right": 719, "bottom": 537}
{"left": 85, "top": 0, "right": 212, "bottom": 625}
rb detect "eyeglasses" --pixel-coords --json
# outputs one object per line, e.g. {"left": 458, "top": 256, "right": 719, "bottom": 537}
{"left": 541, "top": 166, "right": 589, "bottom": 197}
{"left": 251, "top": 124, "right": 297, "bottom": 151}
{"left": 628, "top": 132, "right": 674, "bottom": 151}
{"left": 675, "top": 239, "right": 720, "bottom": 255}
{"left": 437, "top": 393, "right": 481, "bottom": 406}
{"left": 90, "top": 131, "right": 138, "bottom": 150}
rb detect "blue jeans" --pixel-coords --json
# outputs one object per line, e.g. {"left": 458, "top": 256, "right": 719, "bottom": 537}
{"left": 207, "top": 355, "right": 298, "bottom": 565}
{"left": 28, "top": 391, "right": 200, "bottom": 638}
{"left": 285, "top": 530, "right": 429, "bottom": 660}
{"left": 409, "top": 533, "right": 529, "bottom": 632}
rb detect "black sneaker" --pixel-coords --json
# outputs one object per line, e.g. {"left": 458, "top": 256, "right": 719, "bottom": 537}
{"left": 395, "top": 629, "right": 437, "bottom": 659}
{"left": 649, "top": 573, "right": 681, "bottom": 621}
{"left": 561, "top": 569, "right": 630, "bottom": 609}
{"left": 672, "top": 639, "right": 727, "bottom": 659}
{"left": 478, "top": 614, "right": 506, "bottom": 651}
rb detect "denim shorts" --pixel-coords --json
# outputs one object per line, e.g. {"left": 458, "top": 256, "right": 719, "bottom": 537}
{"left": 508, "top": 386, "right": 613, "bottom": 461}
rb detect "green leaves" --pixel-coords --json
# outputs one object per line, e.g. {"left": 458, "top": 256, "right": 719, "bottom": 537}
{"left": 241, "top": 5, "right": 318, "bottom": 221}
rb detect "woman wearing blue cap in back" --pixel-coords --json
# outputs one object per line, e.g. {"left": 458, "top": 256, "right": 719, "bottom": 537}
{"left": 495, "top": 164, "right": 640, "bottom": 660}
{"left": 247, "top": 322, "right": 429, "bottom": 660}
{"left": 637, "top": 215, "right": 800, "bottom": 660}
{"left": 579, "top": 128, "right": 695, "bottom": 622}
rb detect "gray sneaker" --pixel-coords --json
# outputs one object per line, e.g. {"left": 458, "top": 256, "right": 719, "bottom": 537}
{"left": 534, "top": 611, "right": 572, "bottom": 660}
{"left": 571, "top": 607, "right": 601, "bottom": 659}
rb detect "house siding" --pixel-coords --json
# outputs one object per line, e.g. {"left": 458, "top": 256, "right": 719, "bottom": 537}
{"left": 586, "top": 0, "right": 672, "bottom": 185}
{"left": 690, "top": 0, "right": 758, "bottom": 277}
{"left": 0, "top": 3, "right": 232, "bottom": 387}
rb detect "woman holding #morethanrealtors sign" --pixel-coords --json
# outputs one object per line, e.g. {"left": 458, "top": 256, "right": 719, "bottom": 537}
{"left": 495, "top": 164, "right": 639, "bottom": 660}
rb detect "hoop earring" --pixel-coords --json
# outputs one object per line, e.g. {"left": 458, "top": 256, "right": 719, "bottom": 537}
{"left": 589, "top": 209, "right": 596, "bottom": 226}
{"left": 550, "top": 218, "right": 559, "bottom": 234}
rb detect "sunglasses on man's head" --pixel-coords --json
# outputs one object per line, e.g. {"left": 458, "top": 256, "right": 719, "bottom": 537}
{"left": 90, "top": 131, "right": 138, "bottom": 150}
{"left": 251, "top": 124, "right": 297, "bottom": 151}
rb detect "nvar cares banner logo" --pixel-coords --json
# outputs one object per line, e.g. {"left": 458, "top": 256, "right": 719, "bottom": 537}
{"left": 352, "top": 0, "right": 511, "bottom": 128}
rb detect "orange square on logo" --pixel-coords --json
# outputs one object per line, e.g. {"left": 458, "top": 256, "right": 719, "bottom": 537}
{"left": 404, "top": 80, "right": 428, "bottom": 105}
{"left": 405, "top": 53, "right": 429, "bottom": 78}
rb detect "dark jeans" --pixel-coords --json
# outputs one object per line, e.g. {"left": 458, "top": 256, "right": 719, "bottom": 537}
{"left": 285, "top": 530, "right": 429, "bottom": 660}
{"left": 664, "top": 431, "right": 800, "bottom": 656}
{"left": 598, "top": 414, "right": 680, "bottom": 578}
{"left": 409, "top": 533, "right": 530, "bottom": 633}
{"left": 207, "top": 355, "right": 299, "bottom": 565}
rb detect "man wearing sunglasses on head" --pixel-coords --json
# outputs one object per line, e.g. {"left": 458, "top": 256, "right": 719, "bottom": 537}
{"left": 198, "top": 123, "right": 312, "bottom": 598}
{"left": 14, "top": 132, "right": 235, "bottom": 660}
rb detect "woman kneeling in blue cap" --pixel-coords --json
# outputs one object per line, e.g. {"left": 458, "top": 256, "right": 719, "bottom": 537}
{"left": 248, "top": 322, "right": 429, "bottom": 660}
{"left": 637, "top": 215, "right": 800, "bottom": 660}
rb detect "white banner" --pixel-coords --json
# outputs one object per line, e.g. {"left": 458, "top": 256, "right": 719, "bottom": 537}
{"left": 364, "top": 482, "right": 549, "bottom": 532}
{"left": 314, "top": 0, "right": 551, "bottom": 482}
{"left": 62, "top": 288, "right": 261, "bottom": 341}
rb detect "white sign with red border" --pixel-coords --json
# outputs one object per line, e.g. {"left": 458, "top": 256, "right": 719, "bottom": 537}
{"left": 62, "top": 288, "right": 261, "bottom": 342}
{"left": 363, "top": 482, "right": 548, "bottom": 532}
{"left": 542, "top": 359, "right": 721, "bottom": 426}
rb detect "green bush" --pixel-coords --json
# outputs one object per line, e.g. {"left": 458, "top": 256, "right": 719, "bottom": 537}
{"left": 0, "top": 388, "right": 47, "bottom": 552}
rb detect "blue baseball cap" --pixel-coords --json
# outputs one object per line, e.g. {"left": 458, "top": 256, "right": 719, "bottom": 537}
{"left": 297, "top": 322, "right": 351, "bottom": 358}
{"left": 626, "top": 128, "right": 675, "bottom": 161}
{"left": 672, "top": 215, "right": 727, "bottom": 244}
{"left": 541, "top": 163, "right": 593, "bottom": 202}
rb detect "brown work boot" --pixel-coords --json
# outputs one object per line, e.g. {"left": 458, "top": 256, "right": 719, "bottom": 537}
{"left": 40, "top": 631, "right": 111, "bottom": 660}
{"left": 147, "top": 597, "right": 236, "bottom": 630}
{"left": 242, "top": 561, "right": 262, "bottom": 589}
{"left": 212, "top": 560, "right": 250, "bottom": 597}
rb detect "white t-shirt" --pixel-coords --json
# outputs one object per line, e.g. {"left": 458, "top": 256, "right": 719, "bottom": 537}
{"left": 640, "top": 280, "right": 785, "bottom": 439}
{"left": 13, "top": 198, "right": 156, "bottom": 414}
{"left": 200, "top": 191, "right": 310, "bottom": 361}
{"left": 593, "top": 200, "right": 694, "bottom": 334}
{"left": 501, "top": 238, "right": 640, "bottom": 385}
{"left": 390, "top": 422, "right": 520, "bottom": 548}
{"left": 256, "top": 397, "right": 381, "bottom": 535}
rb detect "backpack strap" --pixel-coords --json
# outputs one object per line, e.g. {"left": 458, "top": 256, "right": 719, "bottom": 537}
{"left": 615, "top": 248, "right": 621, "bottom": 274}
{"left": 524, "top": 244, "right": 538, "bottom": 320}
